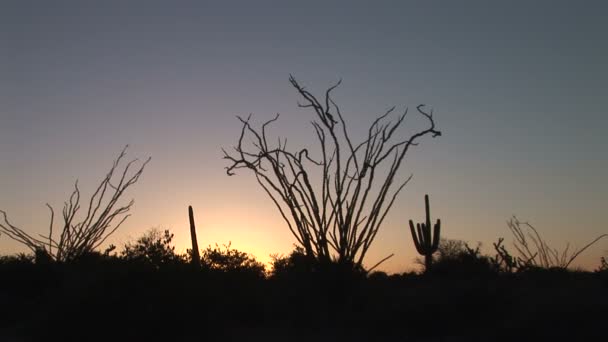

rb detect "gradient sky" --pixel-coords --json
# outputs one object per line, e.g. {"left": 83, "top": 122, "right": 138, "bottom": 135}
{"left": 1, "top": 0, "right": 607, "bottom": 272}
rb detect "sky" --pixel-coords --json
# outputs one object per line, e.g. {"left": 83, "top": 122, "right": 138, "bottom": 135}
{"left": 1, "top": 0, "right": 607, "bottom": 272}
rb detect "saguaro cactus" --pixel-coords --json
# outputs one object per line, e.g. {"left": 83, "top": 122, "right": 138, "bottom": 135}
{"left": 409, "top": 194, "right": 441, "bottom": 272}
{"left": 188, "top": 205, "right": 201, "bottom": 269}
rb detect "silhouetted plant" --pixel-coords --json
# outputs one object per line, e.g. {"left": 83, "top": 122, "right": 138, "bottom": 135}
{"left": 188, "top": 205, "right": 201, "bottom": 270}
{"left": 409, "top": 194, "right": 441, "bottom": 273}
{"left": 121, "top": 228, "right": 184, "bottom": 269}
{"left": 367, "top": 270, "right": 389, "bottom": 281}
{"left": 412, "top": 237, "right": 457, "bottom": 270}
{"left": 436, "top": 238, "right": 466, "bottom": 260}
{"left": 503, "top": 216, "right": 606, "bottom": 270}
{"left": 269, "top": 245, "right": 312, "bottom": 277}
{"left": 426, "top": 238, "right": 496, "bottom": 276}
{"left": 0, "top": 146, "right": 150, "bottom": 262}
{"left": 596, "top": 255, "right": 608, "bottom": 286}
{"left": 596, "top": 255, "right": 607, "bottom": 272}
{"left": 0, "top": 253, "right": 34, "bottom": 266}
{"left": 490, "top": 237, "right": 526, "bottom": 273}
{"left": 224, "top": 76, "right": 441, "bottom": 271}
{"left": 202, "top": 242, "right": 265, "bottom": 277}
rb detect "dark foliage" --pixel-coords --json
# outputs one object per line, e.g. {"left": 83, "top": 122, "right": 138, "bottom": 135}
{"left": 121, "top": 228, "right": 185, "bottom": 269}
{"left": 201, "top": 242, "right": 266, "bottom": 278}
{"left": 269, "top": 245, "right": 312, "bottom": 278}
{"left": 0, "top": 233, "right": 606, "bottom": 341}
{"left": 428, "top": 239, "right": 498, "bottom": 277}
{"left": 596, "top": 256, "right": 608, "bottom": 286}
{"left": 596, "top": 255, "right": 607, "bottom": 272}
{"left": 0, "top": 253, "right": 34, "bottom": 266}
{"left": 0, "top": 250, "right": 605, "bottom": 341}
{"left": 269, "top": 245, "right": 368, "bottom": 289}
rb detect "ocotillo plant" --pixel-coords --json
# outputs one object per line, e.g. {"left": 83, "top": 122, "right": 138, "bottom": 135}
{"left": 409, "top": 194, "right": 441, "bottom": 272}
{"left": 188, "top": 205, "right": 201, "bottom": 269}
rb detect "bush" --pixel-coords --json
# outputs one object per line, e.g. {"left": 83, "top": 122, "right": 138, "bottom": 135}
{"left": 201, "top": 242, "right": 266, "bottom": 278}
{"left": 428, "top": 239, "right": 497, "bottom": 276}
{"left": 597, "top": 256, "right": 608, "bottom": 272}
{"left": 121, "top": 228, "right": 185, "bottom": 269}
{"left": 0, "top": 253, "right": 34, "bottom": 266}
{"left": 269, "top": 246, "right": 312, "bottom": 278}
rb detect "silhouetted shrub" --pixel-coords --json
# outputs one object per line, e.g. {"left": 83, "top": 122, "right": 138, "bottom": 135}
{"left": 0, "top": 146, "right": 149, "bottom": 262}
{"left": 597, "top": 256, "right": 607, "bottom": 272}
{"left": 367, "top": 271, "right": 388, "bottom": 280}
{"left": 121, "top": 228, "right": 185, "bottom": 269}
{"left": 225, "top": 77, "right": 441, "bottom": 271}
{"left": 269, "top": 246, "right": 313, "bottom": 278}
{"left": 396, "top": 271, "right": 419, "bottom": 280}
{"left": 0, "top": 253, "right": 34, "bottom": 266}
{"left": 490, "top": 237, "right": 525, "bottom": 273}
{"left": 596, "top": 256, "right": 608, "bottom": 286}
{"left": 201, "top": 242, "right": 266, "bottom": 278}
{"left": 437, "top": 238, "right": 467, "bottom": 260}
{"left": 270, "top": 245, "right": 369, "bottom": 283}
{"left": 413, "top": 238, "right": 466, "bottom": 272}
{"left": 368, "top": 270, "right": 389, "bottom": 280}
{"left": 429, "top": 239, "right": 497, "bottom": 277}
{"left": 500, "top": 216, "right": 607, "bottom": 270}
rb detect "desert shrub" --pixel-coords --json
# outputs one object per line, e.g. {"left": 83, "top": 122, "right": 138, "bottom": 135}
{"left": 413, "top": 238, "right": 466, "bottom": 272}
{"left": 201, "top": 242, "right": 266, "bottom": 278}
{"left": 595, "top": 256, "right": 608, "bottom": 284}
{"left": 0, "top": 147, "right": 149, "bottom": 262}
{"left": 121, "top": 228, "right": 185, "bottom": 269}
{"left": 269, "top": 246, "right": 313, "bottom": 278}
{"left": 428, "top": 239, "right": 497, "bottom": 276}
{"left": 436, "top": 238, "right": 467, "bottom": 260}
{"left": 367, "top": 270, "right": 389, "bottom": 281}
{"left": 0, "top": 253, "right": 34, "bottom": 266}
{"left": 225, "top": 77, "right": 441, "bottom": 272}
{"left": 490, "top": 237, "right": 525, "bottom": 273}
{"left": 500, "top": 216, "right": 607, "bottom": 270}
{"left": 270, "top": 246, "right": 367, "bottom": 297}
{"left": 596, "top": 256, "right": 607, "bottom": 272}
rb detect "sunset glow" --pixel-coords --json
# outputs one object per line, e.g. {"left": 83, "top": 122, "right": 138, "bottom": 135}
{"left": 1, "top": 1, "right": 607, "bottom": 273}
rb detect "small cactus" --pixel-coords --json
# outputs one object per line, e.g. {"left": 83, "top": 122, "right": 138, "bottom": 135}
{"left": 189, "top": 205, "right": 201, "bottom": 269}
{"left": 409, "top": 194, "right": 441, "bottom": 272}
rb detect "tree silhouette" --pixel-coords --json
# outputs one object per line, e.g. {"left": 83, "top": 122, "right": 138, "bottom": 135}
{"left": 0, "top": 146, "right": 149, "bottom": 262}
{"left": 224, "top": 76, "right": 441, "bottom": 271}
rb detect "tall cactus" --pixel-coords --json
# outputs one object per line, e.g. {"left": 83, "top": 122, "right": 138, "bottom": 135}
{"left": 188, "top": 205, "right": 201, "bottom": 269}
{"left": 409, "top": 194, "right": 441, "bottom": 272}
